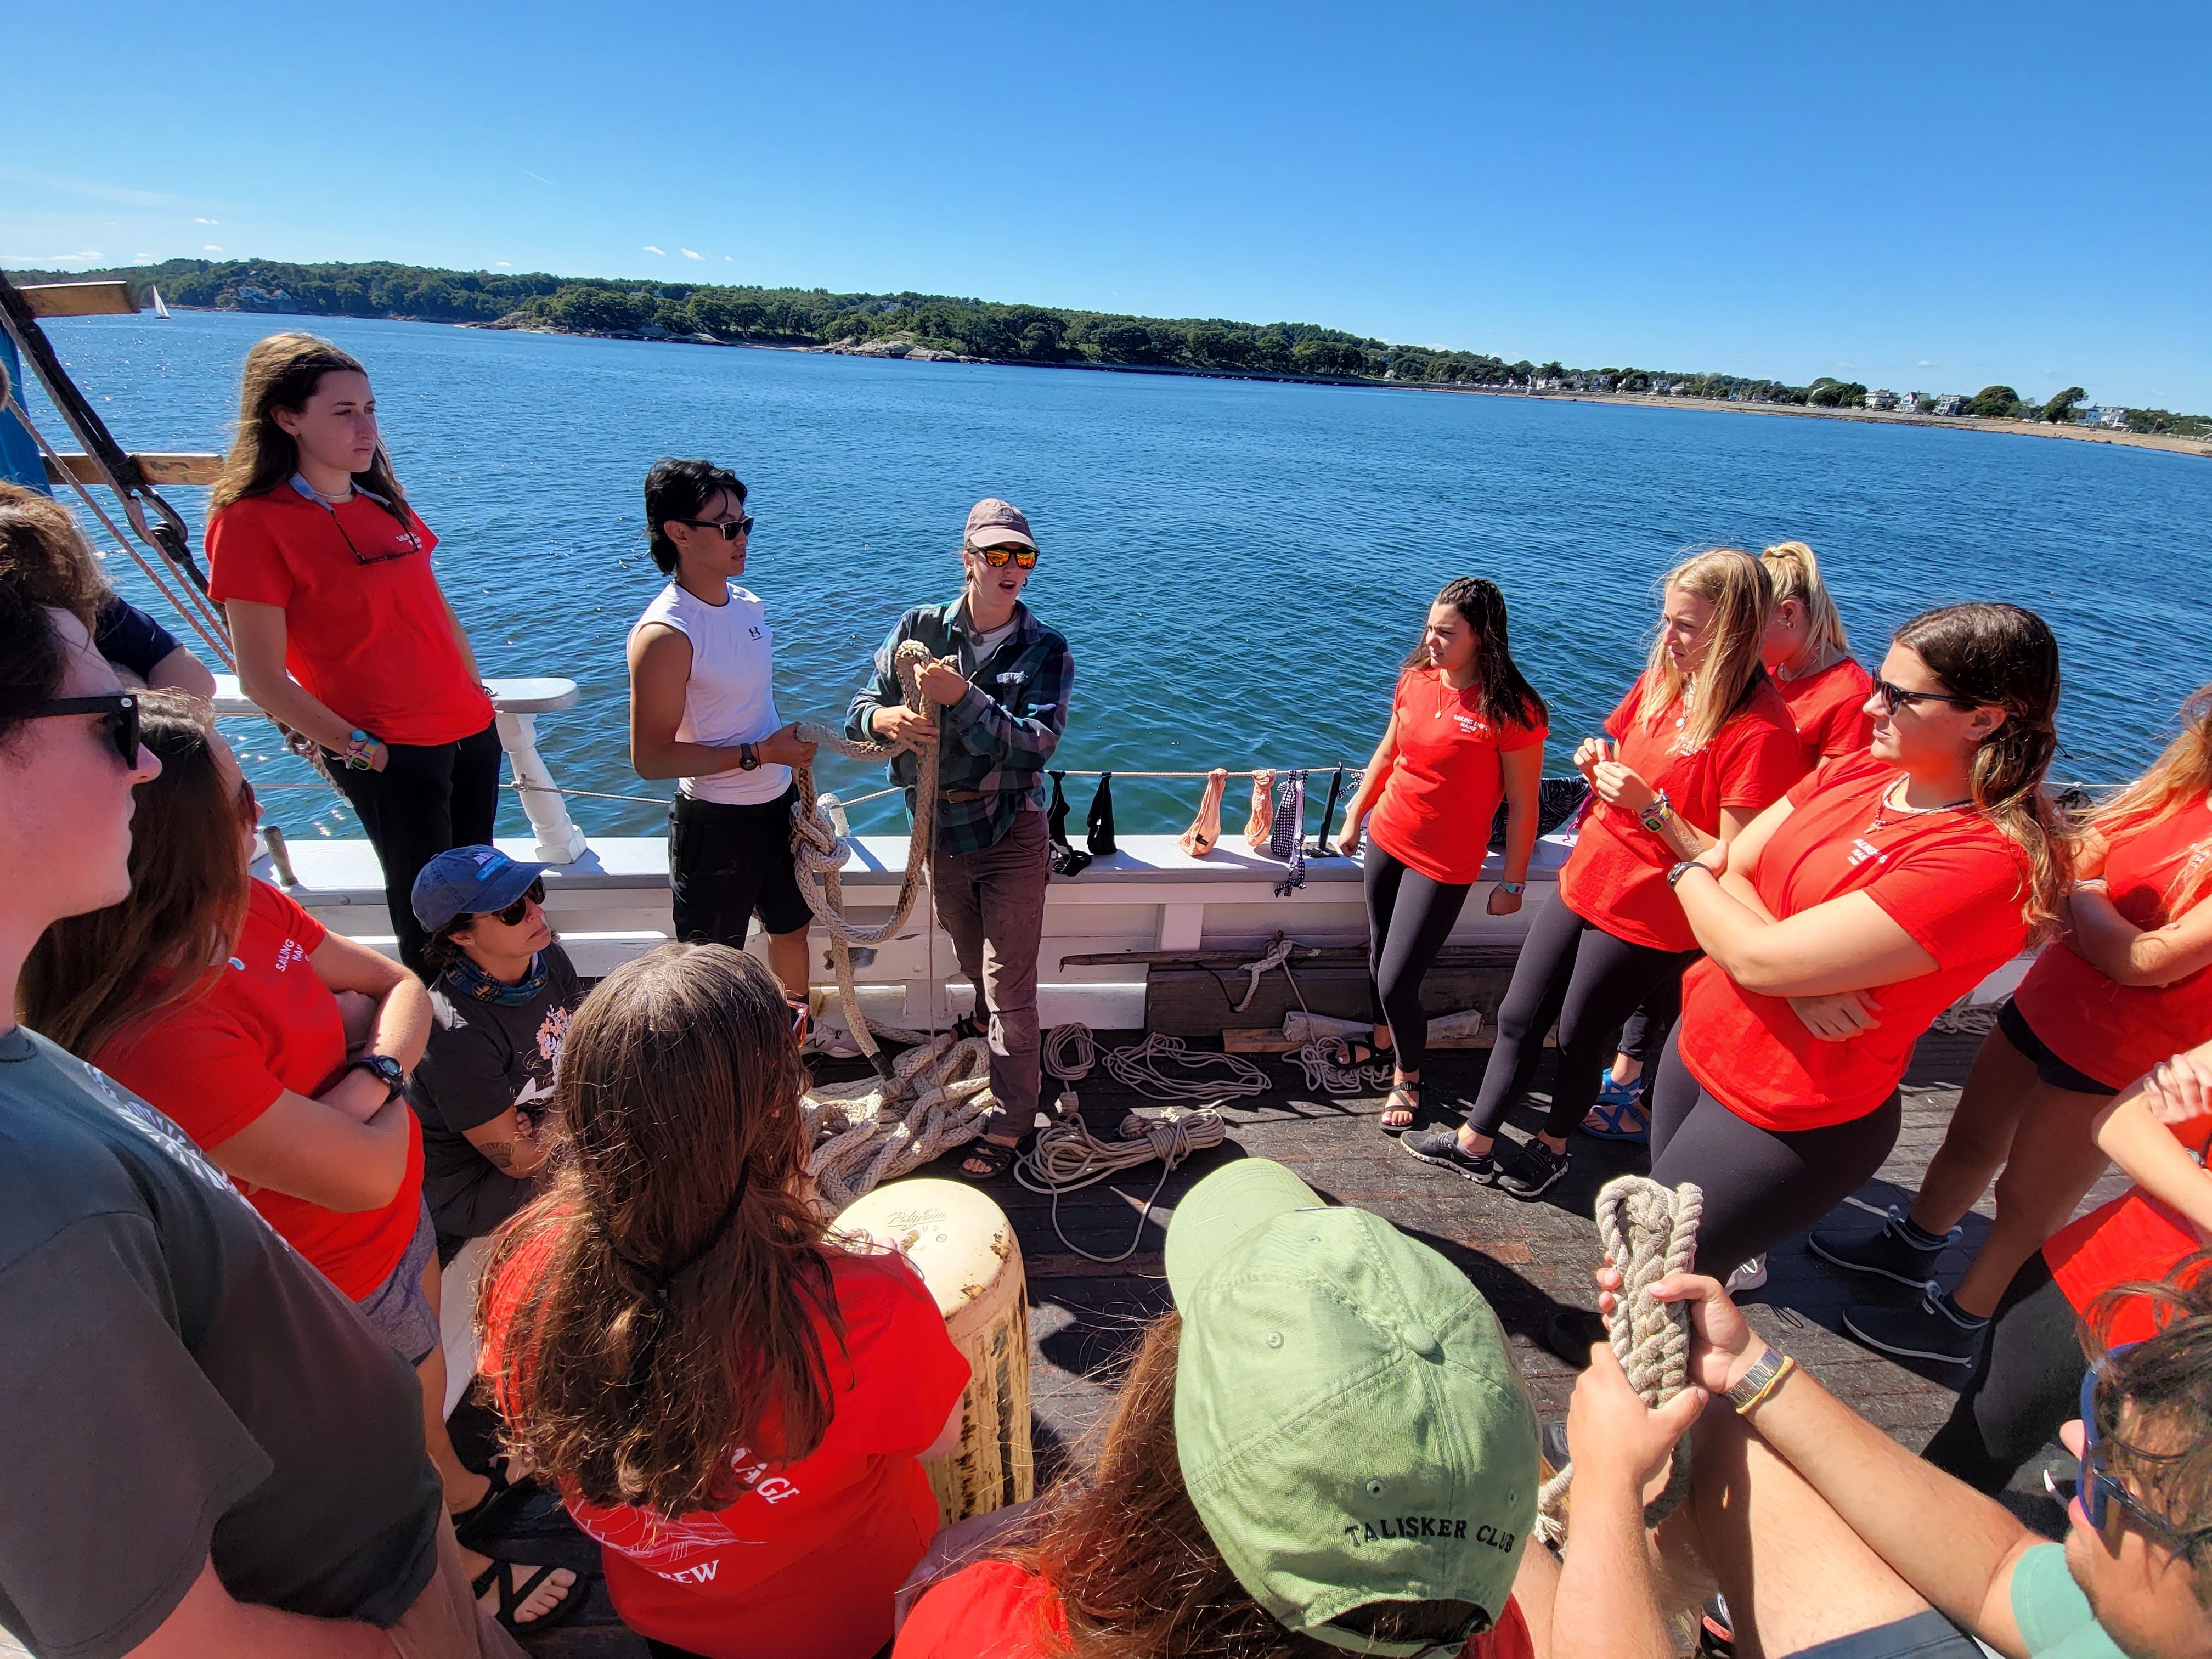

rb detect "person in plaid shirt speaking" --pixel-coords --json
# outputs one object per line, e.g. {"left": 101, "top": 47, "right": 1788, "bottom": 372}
{"left": 845, "top": 498, "right": 1076, "bottom": 1181}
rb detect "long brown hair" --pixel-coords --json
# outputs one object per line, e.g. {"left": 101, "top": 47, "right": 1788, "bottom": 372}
{"left": 0, "top": 482, "right": 109, "bottom": 629}
{"left": 20, "top": 693, "right": 253, "bottom": 1057}
{"left": 211, "top": 333, "right": 413, "bottom": 529}
{"left": 1634, "top": 548, "right": 1773, "bottom": 754}
{"left": 1893, "top": 602, "right": 2068, "bottom": 930}
{"left": 1397, "top": 576, "right": 1548, "bottom": 733}
{"left": 480, "top": 943, "right": 842, "bottom": 1515}
{"left": 2076, "top": 685, "right": 2212, "bottom": 918}
{"left": 1012, "top": 1313, "right": 1483, "bottom": 1657}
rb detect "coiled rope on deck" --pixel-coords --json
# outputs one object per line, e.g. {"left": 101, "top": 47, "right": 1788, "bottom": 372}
{"left": 1535, "top": 1175, "right": 1704, "bottom": 1547}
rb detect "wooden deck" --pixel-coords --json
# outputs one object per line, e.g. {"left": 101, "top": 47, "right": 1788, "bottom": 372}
{"left": 472, "top": 1022, "right": 2126, "bottom": 1653}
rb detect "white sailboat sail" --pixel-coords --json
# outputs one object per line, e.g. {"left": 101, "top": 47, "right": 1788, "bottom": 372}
{"left": 150, "top": 284, "right": 170, "bottom": 319}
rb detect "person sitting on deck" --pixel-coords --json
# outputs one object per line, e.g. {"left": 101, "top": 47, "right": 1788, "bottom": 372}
{"left": 19, "top": 693, "right": 578, "bottom": 1637}
{"left": 0, "top": 568, "right": 528, "bottom": 1654}
{"left": 895, "top": 1157, "right": 1561, "bottom": 1659}
{"left": 844, "top": 496, "right": 1075, "bottom": 1182}
{"left": 409, "top": 845, "right": 580, "bottom": 1263}
{"left": 1555, "top": 1255, "right": 2212, "bottom": 1659}
{"left": 478, "top": 941, "right": 971, "bottom": 1659}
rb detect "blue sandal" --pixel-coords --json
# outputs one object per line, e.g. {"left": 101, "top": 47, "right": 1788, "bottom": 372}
{"left": 1581, "top": 1078, "right": 1649, "bottom": 1143}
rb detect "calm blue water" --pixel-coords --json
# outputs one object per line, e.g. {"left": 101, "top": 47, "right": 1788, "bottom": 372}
{"left": 24, "top": 310, "right": 2212, "bottom": 843}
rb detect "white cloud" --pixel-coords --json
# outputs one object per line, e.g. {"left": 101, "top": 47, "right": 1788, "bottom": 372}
{"left": 494, "top": 260, "right": 512, "bottom": 268}
{"left": 204, "top": 244, "right": 224, "bottom": 252}
{"left": 724, "top": 256, "right": 732, "bottom": 262}
{"left": 195, "top": 217, "right": 219, "bottom": 225}
{"left": 681, "top": 248, "right": 703, "bottom": 261}
{"left": 1916, "top": 359, "right": 1934, "bottom": 367}
{"left": 0, "top": 250, "right": 100, "bottom": 263}
{"left": 519, "top": 168, "right": 555, "bottom": 186}
{"left": 642, "top": 245, "right": 665, "bottom": 255}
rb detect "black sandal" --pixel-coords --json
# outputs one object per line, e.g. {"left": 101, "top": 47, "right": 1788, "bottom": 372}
{"left": 471, "top": 1559, "right": 586, "bottom": 1638}
{"left": 451, "top": 1459, "right": 542, "bottom": 1550}
{"left": 956, "top": 1135, "right": 1024, "bottom": 1182}
{"left": 1379, "top": 1081, "right": 1420, "bottom": 1137}
{"left": 950, "top": 1014, "right": 988, "bottom": 1044}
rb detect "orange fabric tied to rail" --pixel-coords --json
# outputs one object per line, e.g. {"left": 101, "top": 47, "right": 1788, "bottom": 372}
{"left": 1180, "top": 768, "right": 1229, "bottom": 856}
{"left": 1244, "top": 769, "right": 1276, "bottom": 851}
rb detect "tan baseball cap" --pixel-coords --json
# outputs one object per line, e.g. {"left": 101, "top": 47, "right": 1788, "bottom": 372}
{"left": 964, "top": 497, "right": 1036, "bottom": 551}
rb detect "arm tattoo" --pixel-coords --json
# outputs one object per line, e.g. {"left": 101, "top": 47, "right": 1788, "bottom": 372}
{"left": 480, "top": 1139, "right": 520, "bottom": 1173}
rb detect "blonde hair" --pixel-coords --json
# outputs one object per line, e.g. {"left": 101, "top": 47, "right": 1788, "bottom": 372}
{"left": 1761, "top": 540, "right": 1850, "bottom": 663}
{"left": 2077, "top": 685, "right": 2212, "bottom": 919}
{"left": 1635, "top": 548, "right": 1774, "bottom": 754}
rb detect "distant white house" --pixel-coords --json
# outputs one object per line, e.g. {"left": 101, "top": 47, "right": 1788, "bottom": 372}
{"left": 1934, "top": 394, "right": 1967, "bottom": 416}
{"left": 1899, "top": 391, "right": 1934, "bottom": 413}
{"left": 1865, "top": 388, "right": 1899, "bottom": 410}
{"left": 2084, "top": 406, "right": 2130, "bottom": 429}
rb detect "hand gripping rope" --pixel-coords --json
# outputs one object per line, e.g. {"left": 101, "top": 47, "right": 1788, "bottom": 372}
{"left": 1534, "top": 1175, "right": 1705, "bottom": 1548}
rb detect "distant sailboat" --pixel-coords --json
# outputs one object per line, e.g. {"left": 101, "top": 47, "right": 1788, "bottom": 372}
{"left": 150, "top": 285, "right": 170, "bottom": 319}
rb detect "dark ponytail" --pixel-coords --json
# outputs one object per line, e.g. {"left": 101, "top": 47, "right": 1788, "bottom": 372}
{"left": 1402, "top": 577, "right": 1548, "bottom": 733}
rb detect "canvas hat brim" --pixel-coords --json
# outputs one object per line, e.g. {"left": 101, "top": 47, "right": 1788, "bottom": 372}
{"left": 965, "top": 526, "right": 1037, "bottom": 551}
{"left": 1165, "top": 1158, "right": 1325, "bottom": 1305}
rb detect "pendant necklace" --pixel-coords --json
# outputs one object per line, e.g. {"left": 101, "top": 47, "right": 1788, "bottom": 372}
{"left": 1871, "top": 780, "right": 1973, "bottom": 834}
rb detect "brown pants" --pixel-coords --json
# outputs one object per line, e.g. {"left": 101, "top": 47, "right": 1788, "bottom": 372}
{"left": 931, "top": 809, "right": 1050, "bottom": 1135}
{"left": 386, "top": 1514, "right": 529, "bottom": 1659}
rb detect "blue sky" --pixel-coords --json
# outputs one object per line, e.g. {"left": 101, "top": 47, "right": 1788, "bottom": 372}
{"left": 7, "top": 2, "right": 2208, "bottom": 408}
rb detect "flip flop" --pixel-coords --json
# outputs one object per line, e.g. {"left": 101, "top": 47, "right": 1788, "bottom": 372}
{"left": 1581, "top": 1097, "right": 1650, "bottom": 1143}
{"left": 1379, "top": 1081, "right": 1419, "bottom": 1137}
{"left": 472, "top": 1559, "right": 587, "bottom": 1638}
{"left": 955, "top": 1135, "right": 1025, "bottom": 1182}
{"left": 451, "top": 1459, "right": 543, "bottom": 1551}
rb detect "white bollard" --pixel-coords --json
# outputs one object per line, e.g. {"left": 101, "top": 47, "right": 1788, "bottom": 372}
{"left": 496, "top": 709, "right": 589, "bottom": 865}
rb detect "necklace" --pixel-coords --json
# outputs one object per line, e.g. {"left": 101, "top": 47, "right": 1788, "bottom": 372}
{"left": 1870, "top": 779, "right": 1974, "bottom": 833}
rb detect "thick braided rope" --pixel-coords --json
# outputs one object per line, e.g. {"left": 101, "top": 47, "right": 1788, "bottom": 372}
{"left": 1533, "top": 1176, "right": 1704, "bottom": 1547}
{"left": 801, "top": 1029, "right": 998, "bottom": 1210}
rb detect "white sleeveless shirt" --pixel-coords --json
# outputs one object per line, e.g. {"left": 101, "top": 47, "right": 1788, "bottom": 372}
{"left": 630, "top": 581, "right": 791, "bottom": 805}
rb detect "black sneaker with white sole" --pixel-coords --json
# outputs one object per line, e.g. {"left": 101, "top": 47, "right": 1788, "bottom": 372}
{"left": 1401, "top": 1127, "right": 1502, "bottom": 1183}
{"left": 1843, "top": 1290, "right": 1989, "bottom": 1366}
{"left": 1497, "top": 1138, "right": 1570, "bottom": 1199}
{"left": 1808, "top": 1205, "right": 1957, "bottom": 1288}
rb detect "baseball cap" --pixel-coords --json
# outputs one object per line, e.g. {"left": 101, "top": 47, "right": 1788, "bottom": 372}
{"left": 963, "top": 497, "right": 1036, "bottom": 551}
{"left": 1166, "top": 1159, "right": 1540, "bottom": 1655}
{"left": 410, "top": 845, "right": 548, "bottom": 932}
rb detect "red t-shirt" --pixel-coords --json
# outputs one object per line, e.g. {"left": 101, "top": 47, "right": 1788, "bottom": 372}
{"left": 1776, "top": 656, "right": 1875, "bottom": 767}
{"left": 483, "top": 1244, "right": 970, "bottom": 1659}
{"left": 2011, "top": 799, "right": 2212, "bottom": 1093}
{"left": 2046, "top": 1116, "right": 2212, "bottom": 1346}
{"left": 895, "top": 1560, "right": 1535, "bottom": 1659}
{"left": 1367, "top": 671, "right": 1548, "bottom": 885}
{"left": 1678, "top": 752, "right": 2034, "bottom": 1131}
{"left": 208, "top": 487, "right": 494, "bottom": 747}
{"left": 1559, "top": 674, "right": 1805, "bottom": 951}
{"left": 95, "top": 879, "right": 426, "bottom": 1299}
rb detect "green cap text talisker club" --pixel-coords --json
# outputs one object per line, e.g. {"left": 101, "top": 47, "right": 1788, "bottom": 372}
{"left": 1165, "top": 1159, "right": 1541, "bottom": 1656}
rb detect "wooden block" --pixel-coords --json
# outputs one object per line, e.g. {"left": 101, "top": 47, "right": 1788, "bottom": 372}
{"left": 19, "top": 281, "right": 137, "bottom": 318}
{"left": 44, "top": 452, "right": 223, "bottom": 487}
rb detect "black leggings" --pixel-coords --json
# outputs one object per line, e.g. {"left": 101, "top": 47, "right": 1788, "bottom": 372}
{"left": 1921, "top": 1251, "right": 2083, "bottom": 1494}
{"left": 330, "top": 720, "right": 502, "bottom": 977}
{"left": 1648, "top": 1030, "right": 1903, "bottom": 1277}
{"left": 1363, "top": 847, "right": 1473, "bottom": 1081}
{"left": 1617, "top": 978, "right": 1681, "bottom": 1075}
{"left": 1465, "top": 894, "right": 1697, "bottom": 1143}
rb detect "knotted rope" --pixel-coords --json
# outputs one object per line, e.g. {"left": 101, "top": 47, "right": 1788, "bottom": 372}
{"left": 1534, "top": 1175, "right": 1704, "bottom": 1547}
{"left": 1016, "top": 1103, "right": 1228, "bottom": 1265}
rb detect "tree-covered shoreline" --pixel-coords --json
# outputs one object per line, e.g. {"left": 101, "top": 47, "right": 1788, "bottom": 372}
{"left": 10, "top": 256, "right": 2204, "bottom": 436}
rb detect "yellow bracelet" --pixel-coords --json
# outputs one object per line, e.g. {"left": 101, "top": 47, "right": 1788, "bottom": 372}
{"left": 1735, "top": 1353, "right": 1797, "bottom": 1417}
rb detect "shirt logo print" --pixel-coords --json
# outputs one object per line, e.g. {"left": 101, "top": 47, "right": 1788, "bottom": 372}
{"left": 273, "top": 938, "right": 309, "bottom": 973}
{"left": 1847, "top": 838, "right": 1884, "bottom": 868}
{"left": 748, "top": 625, "right": 762, "bottom": 640}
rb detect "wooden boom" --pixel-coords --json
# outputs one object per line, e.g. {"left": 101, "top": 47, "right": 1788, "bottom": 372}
{"left": 44, "top": 453, "right": 223, "bottom": 487}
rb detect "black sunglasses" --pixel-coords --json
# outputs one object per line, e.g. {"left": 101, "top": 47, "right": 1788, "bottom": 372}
{"left": 478, "top": 878, "right": 546, "bottom": 927}
{"left": 966, "top": 542, "right": 1039, "bottom": 570}
{"left": 2061, "top": 1350, "right": 2212, "bottom": 1548}
{"left": 332, "top": 512, "right": 424, "bottom": 567}
{"left": 29, "top": 693, "right": 140, "bottom": 766}
{"left": 678, "top": 515, "right": 753, "bottom": 541}
{"left": 1870, "top": 674, "right": 1981, "bottom": 715}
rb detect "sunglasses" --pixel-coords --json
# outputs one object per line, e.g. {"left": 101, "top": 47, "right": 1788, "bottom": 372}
{"left": 678, "top": 515, "right": 753, "bottom": 541}
{"left": 2060, "top": 1351, "right": 2212, "bottom": 1547}
{"left": 29, "top": 692, "right": 140, "bottom": 767}
{"left": 477, "top": 878, "right": 546, "bottom": 927}
{"left": 1870, "top": 675, "right": 1982, "bottom": 715}
{"left": 967, "top": 543, "right": 1039, "bottom": 570}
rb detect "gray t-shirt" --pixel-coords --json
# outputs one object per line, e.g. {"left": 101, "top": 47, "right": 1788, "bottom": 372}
{"left": 0, "top": 1027, "right": 441, "bottom": 1657}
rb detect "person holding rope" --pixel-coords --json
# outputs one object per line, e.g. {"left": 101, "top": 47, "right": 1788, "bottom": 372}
{"left": 478, "top": 942, "right": 970, "bottom": 1659}
{"left": 1338, "top": 578, "right": 1548, "bottom": 1136}
{"left": 845, "top": 498, "right": 1075, "bottom": 1182}
{"left": 628, "top": 459, "right": 817, "bottom": 1012}
{"left": 1406, "top": 548, "right": 1802, "bottom": 1197}
{"left": 208, "top": 334, "right": 498, "bottom": 978}
{"left": 1815, "top": 682, "right": 2212, "bottom": 1367}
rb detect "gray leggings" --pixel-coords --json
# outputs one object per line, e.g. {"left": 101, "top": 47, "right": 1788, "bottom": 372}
{"left": 1649, "top": 1030, "right": 1902, "bottom": 1277}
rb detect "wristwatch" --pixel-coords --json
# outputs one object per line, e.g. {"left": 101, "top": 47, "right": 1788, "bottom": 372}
{"left": 342, "top": 729, "right": 379, "bottom": 771}
{"left": 1638, "top": 788, "right": 1675, "bottom": 835}
{"left": 1726, "top": 1344, "right": 1797, "bottom": 1415}
{"left": 349, "top": 1053, "right": 407, "bottom": 1104}
{"left": 1666, "top": 860, "right": 1711, "bottom": 888}
{"left": 1498, "top": 881, "right": 1526, "bottom": 895}
{"left": 738, "top": 742, "right": 760, "bottom": 771}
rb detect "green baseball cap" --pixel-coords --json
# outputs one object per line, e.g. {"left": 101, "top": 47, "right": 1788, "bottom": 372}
{"left": 1166, "top": 1159, "right": 1539, "bottom": 1656}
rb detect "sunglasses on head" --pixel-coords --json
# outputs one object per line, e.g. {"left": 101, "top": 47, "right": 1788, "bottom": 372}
{"left": 967, "top": 542, "right": 1039, "bottom": 570}
{"left": 2059, "top": 1350, "right": 2212, "bottom": 1548}
{"left": 1870, "top": 674, "right": 1982, "bottom": 715}
{"left": 30, "top": 692, "right": 140, "bottom": 767}
{"left": 678, "top": 515, "right": 753, "bottom": 541}
{"left": 477, "top": 878, "right": 545, "bottom": 927}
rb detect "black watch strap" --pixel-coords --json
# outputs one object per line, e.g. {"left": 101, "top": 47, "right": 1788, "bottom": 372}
{"left": 738, "top": 741, "right": 760, "bottom": 771}
{"left": 350, "top": 1054, "right": 407, "bottom": 1103}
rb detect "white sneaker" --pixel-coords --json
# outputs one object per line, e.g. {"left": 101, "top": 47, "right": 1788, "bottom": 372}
{"left": 1725, "top": 1254, "right": 1768, "bottom": 1294}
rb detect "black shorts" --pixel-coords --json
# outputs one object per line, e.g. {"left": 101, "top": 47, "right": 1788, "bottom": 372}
{"left": 669, "top": 786, "right": 812, "bottom": 946}
{"left": 1997, "top": 997, "right": 2116, "bottom": 1096}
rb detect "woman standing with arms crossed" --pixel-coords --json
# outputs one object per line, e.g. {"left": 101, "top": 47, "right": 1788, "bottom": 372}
{"left": 1650, "top": 603, "right": 2065, "bottom": 1304}
{"left": 1406, "top": 549, "right": 1802, "bottom": 1199}
{"left": 1339, "top": 578, "right": 1547, "bottom": 1134}
{"left": 1814, "top": 684, "right": 2212, "bottom": 1364}
{"left": 209, "top": 334, "right": 498, "bottom": 977}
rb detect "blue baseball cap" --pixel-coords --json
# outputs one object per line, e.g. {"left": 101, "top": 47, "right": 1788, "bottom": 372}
{"left": 410, "top": 846, "right": 549, "bottom": 932}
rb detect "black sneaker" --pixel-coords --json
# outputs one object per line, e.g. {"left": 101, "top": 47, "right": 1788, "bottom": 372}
{"left": 1843, "top": 1290, "right": 1989, "bottom": 1366}
{"left": 1402, "top": 1127, "right": 1502, "bottom": 1183}
{"left": 1497, "top": 1138, "right": 1571, "bottom": 1200}
{"left": 1808, "top": 1205, "right": 1957, "bottom": 1288}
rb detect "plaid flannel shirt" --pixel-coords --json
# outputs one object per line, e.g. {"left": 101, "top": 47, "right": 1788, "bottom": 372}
{"left": 844, "top": 597, "right": 1075, "bottom": 855}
